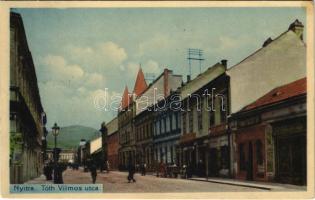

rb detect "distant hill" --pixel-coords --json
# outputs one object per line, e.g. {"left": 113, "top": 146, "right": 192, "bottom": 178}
{"left": 46, "top": 125, "right": 100, "bottom": 150}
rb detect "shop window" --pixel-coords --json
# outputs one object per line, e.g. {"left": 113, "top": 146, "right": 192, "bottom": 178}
{"left": 220, "top": 145, "right": 229, "bottom": 169}
{"left": 239, "top": 143, "right": 246, "bottom": 171}
{"left": 256, "top": 140, "right": 263, "bottom": 165}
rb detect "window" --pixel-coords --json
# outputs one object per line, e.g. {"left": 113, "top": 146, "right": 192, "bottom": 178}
{"left": 219, "top": 91, "right": 228, "bottom": 123}
{"left": 166, "top": 116, "right": 170, "bottom": 133}
{"left": 209, "top": 97, "right": 215, "bottom": 127}
{"left": 161, "top": 118, "right": 165, "bottom": 134}
{"left": 160, "top": 148, "right": 163, "bottom": 162}
{"left": 189, "top": 110, "right": 193, "bottom": 133}
{"left": 153, "top": 122, "right": 156, "bottom": 136}
{"left": 157, "top": 121, "right": 160, "bottom": 135}
{"left": 170, "top": 146, "right": 174, "bottom": 163}
{"left": 10, "top": 113, "right": 17, "bottom": 132}
{"left": 198, "top": 99, "right": 203, "bottom": 130}
{"left": 163, "top": 117, "right": 166, "bottom": 133}
{"left": 256, "top": 140, "right": 263, "bottom": 165}
{"left": 165, "top": 146, "right": 169, "bottom": 163}
{"left": 239, "top": 143, "right": 246, "bottom": 171}
{"left": 220, "top": 145, "right": 229, "bottom": 169}
{"left": 182, "top": 112, "right": 187, "bottom": 134}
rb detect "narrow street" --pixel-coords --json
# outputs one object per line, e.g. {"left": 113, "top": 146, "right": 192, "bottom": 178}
{"left": 62, "top": 169, "right": 266, "bottom": 193}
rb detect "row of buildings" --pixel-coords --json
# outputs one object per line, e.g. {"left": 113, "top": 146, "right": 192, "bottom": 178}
{"left": 9, "top": 11, "right": 307, "bottom": 186}
{"left": 109, "top": 19, "right": 306, "bottom": 185}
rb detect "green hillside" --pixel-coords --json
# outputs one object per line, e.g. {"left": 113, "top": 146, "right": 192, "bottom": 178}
{"left": 46, "top": 125, "right": 100, "bottom": 149}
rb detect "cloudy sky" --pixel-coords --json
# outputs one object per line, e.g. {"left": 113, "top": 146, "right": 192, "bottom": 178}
{"left": 15, "top": 7, "right": 305, "bottom": 129}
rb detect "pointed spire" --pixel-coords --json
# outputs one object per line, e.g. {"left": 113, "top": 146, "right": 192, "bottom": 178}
{"left": 121, "top": 86, "right": 132, "bottom": 110}
{"left": 133, "top": 66, "right": 148, "bottom": 97}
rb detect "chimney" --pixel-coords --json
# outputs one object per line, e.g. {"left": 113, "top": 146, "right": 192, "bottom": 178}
{"left": 187, "top": 75, "right": 191, "bottom": 82}
{"left": 221, "top": 59, "right": 228, "bottom": 68}
{"left": 262, "top": 37, "right": 273, "bottom": 47}
{"left": 288, "top": 19, "right": 304, "bottom": 40}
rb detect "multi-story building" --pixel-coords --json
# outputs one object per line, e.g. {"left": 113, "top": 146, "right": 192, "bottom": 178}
{"left": 227, "top": 19, "right": 306, "bottom": 182}
{"left": 229, "top": 78, "right": 306, "bottom": 185}
{"left": 47, "top": 149, "right": 75, "bottom": 163}
{"left": 10, "top": 12, "right": 44, "bottom": 183}
{"left": 106, "top": 117, "right": 119, "bottom": 170}
{"left": 10, "top": 12, "right": 46, "bottom": 183}
{"left": 178, "top": 60, "right": 230, "bottom": 178}
{"left": 153, "top": 91, "right": 182, "bottom": 167}
{"left": 118, "top": 68, "right": 148, "bottom": 170}
{"left": 134, "top": 108, "right": 155, "bottom": 170}
{"left": 135, "top": 69, "right": 182, "bottom": 170}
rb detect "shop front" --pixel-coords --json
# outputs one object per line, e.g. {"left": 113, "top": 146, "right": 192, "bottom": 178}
{"left": 208, "top": 135, "right": 229, "bottom": 177}
{"left": 208, "top": 123, "right": 230, "bottom": 178}
{"left": 273, "top": 117, "right": 306, "bottom": 185}
{"left": 234, "top": 123, "right": 268, "bottom": 181}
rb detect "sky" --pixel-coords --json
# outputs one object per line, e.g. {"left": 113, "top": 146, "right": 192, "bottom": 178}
{"left": 14, "top": 7, "right": 306, "bottom": 129}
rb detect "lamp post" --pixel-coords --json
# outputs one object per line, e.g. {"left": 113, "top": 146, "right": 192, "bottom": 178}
{"left": 52, "top": 122, "right": 60, "bottom": 183}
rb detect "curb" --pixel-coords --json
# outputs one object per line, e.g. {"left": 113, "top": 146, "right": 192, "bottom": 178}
{"left": 189, "top": 178, "right": 272, "bottom": 190}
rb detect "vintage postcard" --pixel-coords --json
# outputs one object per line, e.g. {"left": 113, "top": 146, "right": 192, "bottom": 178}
{"left": 0, "top": 1, "right": 314, "bottom": 199}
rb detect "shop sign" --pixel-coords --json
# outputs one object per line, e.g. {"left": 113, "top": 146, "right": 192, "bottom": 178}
{"left": 179, "top": 132, "right": 196, "bottom": 144}
{"left": 273, "top": 121, "right": 306, "bottom": 136}
{"left": 238, "top": 116, "right": 260, "bottom": 128}
{"left": 209, "top": 123, "right": 227, "bottom": 136}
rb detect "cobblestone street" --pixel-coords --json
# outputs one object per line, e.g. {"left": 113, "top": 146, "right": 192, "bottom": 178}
{"left": 61, "top": 169, "right": 266, "bottom": 193}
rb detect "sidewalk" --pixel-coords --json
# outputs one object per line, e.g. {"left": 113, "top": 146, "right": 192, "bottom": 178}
{"left": 189, "top": 176, "right": 306, "bottom": 191}
{"left": 144, "top": 171, "right": 305, "bottom": 191}
{"left": 25, "top": 174, "right": 53, "bottom": 184}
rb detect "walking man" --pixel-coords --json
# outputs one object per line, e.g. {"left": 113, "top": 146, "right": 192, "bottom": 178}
{"left": 90, "top": 161, "right": 97, "bottom": 184}
{"left": 127, "top": 159, "right": 136, "bottom": 183}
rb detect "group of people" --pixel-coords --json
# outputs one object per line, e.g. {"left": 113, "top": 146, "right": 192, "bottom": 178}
{"left": 43, "top": 160, "right": 67, "bottom": 183}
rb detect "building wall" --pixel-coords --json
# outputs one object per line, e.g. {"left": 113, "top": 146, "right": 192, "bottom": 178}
{"left": 228, "top": 30, "right": 306, "bottom": 114}
{"left": 90, "top": 137, "right": 102, "bottom": 154}
{"left": 106, "top": 117, "right": 118, "bottom": 135}
{"left": 107, "top": 131, "right": 119, "bottom": 170}
{"left": 10, "top": 12, "right": 45, "bottom": 183}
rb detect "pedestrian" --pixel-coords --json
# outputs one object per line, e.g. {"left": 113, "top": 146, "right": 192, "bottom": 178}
{"left": 89, "top": 162, "right": 97, "bottom": 184}
{"left": 127, "top": 159, "right": 136, "bottom": 183}
{"left": 140, "top": 163, "right": 146, "bottom": 176}
{"left": 106, "top": 160, "right": 110, "bottom": 173}
{"left": 53, "top": 163, "right": 64, "bottom": 184}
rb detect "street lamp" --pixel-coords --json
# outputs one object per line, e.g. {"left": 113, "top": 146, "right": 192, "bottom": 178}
{"left": 52, "top": 122, "right": 60, "bottom": 183}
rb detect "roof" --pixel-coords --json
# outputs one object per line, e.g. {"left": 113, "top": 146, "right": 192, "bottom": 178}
{"left": 133, "top": 67, "right": 148, "bottom": 97}
{"left": 243, "top": 77, "right": 306, "bottom": 111}
{"left": 120, "top": 86, "right": 133, "bottom": 110}
{"left": 227, "top": 24, "right": 306, "bottom": 114}
{"left": 180, "top": 62, "right": 226, "bottom": 100}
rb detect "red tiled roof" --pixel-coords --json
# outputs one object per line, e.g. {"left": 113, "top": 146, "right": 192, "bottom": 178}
{"left": 133, "top": 67, "right": 148, "bottom": 97}
{"left": 243, "top": 77, "right": 306, "bottom": 111}
{"left": 121, "top": 86, "right": 133, "bottom": 110}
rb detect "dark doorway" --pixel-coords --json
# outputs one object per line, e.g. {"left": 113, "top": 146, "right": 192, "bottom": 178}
{"left": 209, "top": 148, "right": 218, "bottom": 176}
{"left": 247, "top": 142, "right": 253, "bottom": 181}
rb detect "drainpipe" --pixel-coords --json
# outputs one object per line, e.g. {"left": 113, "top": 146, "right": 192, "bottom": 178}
{"left": 227, "top": 124, "right": 232, "bottom": 178}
